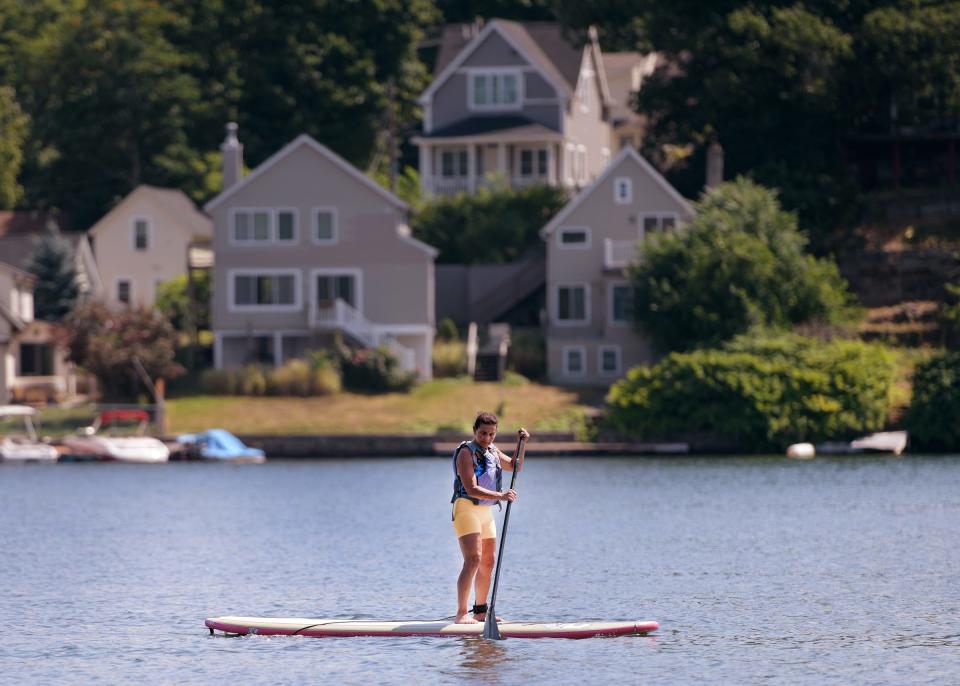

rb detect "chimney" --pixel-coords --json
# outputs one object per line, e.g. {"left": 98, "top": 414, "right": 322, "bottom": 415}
{"left": 706, "top": 140, "right": 724, "bottom": 189}
{"left": 221, "top": 122, "right": 243, "bottom": 190}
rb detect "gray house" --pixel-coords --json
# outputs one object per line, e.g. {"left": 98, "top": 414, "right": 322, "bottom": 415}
{"left": 414, "top": 20, "right": 624, "bottom": 196}
{"left": 541, "top": 146, "right": 695, "bottom": 385}
{"left": 206, "top": 126, "right": 437, "bottom": 379}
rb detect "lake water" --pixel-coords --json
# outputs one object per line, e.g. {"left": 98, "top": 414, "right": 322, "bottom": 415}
{"left": 2, "top": 455, "right": 959, "bottom": 685}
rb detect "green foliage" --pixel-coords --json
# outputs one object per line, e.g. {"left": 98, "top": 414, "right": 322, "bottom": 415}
{"left": 605, "top": 334, "right": 897, "bottom": 452}
{"left": 373, "top": 165, "right": 423, "bottom": 210}
{"left": 24, "top": 220, "right": 79, "bottom": 321}
{"left": 631, "top": 178, "right": 858, "bottom": 351}
{"left": 904, "top": 352, "right": 960, "bottom": 452}
{"left": 506, "top": 327, "right": 545, "bottom": 380}
{"left": 155, "top": 271, "right": 211, "bottom": 333}
{"left": 58, "top": 302, "right": 185, "bottom": 401}
{"left": 412, "top": 183, "right": 567, "bottom": 263}
{"left": 437, "top": 318, "right": 459, "bottom": 341}
{"left": 433, "top": 340, "right": 467, "bottom": 378}
{"left": 0, "top": 85, "right": 28, "bottom": 208}
{"left": 335, "top": 341, "right": 416, "bottom": 393}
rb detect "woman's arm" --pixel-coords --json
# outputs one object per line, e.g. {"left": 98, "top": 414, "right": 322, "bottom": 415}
{"left": 456, "top": 447, "right": 514, "bottom": 501}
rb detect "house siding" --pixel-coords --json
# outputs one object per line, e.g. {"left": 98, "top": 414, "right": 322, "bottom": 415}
{"left": 563, "top": 48, "right": 612, "bottom": 186}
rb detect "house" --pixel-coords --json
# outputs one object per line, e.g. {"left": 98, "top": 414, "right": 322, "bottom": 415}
{"left": 540, "top": 146, "right": 695, "bottom": 385}
{"left": 603, "top": 51, "right": 659, "bottom": 151}
{"left": 206, "top": 124, "right": 437, "bottom": 379}
{"left": 0, "top": 261, "right": 78, "bottom": 403}
{"left": 0, "top": 211, "right": 103, "bottom": 300}
{"left": 87, "top": 185, "right": 212, "bottom": 308}
{"left": 415, "top": 20, "right": 628, "bottom": 196}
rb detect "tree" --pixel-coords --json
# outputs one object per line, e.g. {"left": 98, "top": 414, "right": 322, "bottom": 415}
{"left": 58, "top": 302, "right": 185, "bottom": 401}
{"left": 630, "top": 178, "right": 858, "bottom": 352}
{"left": 0, "top": 86, "right": 28, "bottom": 208}
{"left": 412, "top": 182, "right": 568, "bottom": 263}
{"left": 24, "top": 220, "right": 79, "bottom": 321}
{"left": 155, "top": 271, "right": 211, "bottom": 333}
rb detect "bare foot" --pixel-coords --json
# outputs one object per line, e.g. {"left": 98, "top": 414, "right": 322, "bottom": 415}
{"left": 472, "top": 613, "right": 503, "bottom": 622}
{"left": 454, "top": 612, "right": 480, "bottom": 624}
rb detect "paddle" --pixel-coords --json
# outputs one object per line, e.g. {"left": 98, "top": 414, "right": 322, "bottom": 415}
{"left": 483, "top": 432, "right": 527, "bottom": 640}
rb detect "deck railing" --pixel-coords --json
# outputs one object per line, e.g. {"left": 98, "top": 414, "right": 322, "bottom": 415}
{"left": 311, "top": 299, "right": 416, "bottom": 372}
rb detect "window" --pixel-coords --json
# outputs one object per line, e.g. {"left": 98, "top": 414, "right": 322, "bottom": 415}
{"left": 231, "top": 209, "right": 297, "bottom": 244}
{"left": 133, "top": 218, "right": 150, "bottom": 251}
{"left": 519, "top": 148, "right": 548, "bottom": 178}
{"left": 563, "top": 346, "right": 586, "bottom": 375}
{"left": 558, "top": 227, "right": 590, "bottom": 249}
{"left": 614, "top": 177, "right": 632, "bottom": 204}
{"left": 470, "top": 70, "right": 521, "bottom": 109}
{"left": 19, "top": 343, "right": 54, "bottom": 376}
{"left": 315, "top": 273, "right": 357, "bottom": 308}
{"left": 564, "top": 144, "right": 575, "bottom": 183}
{"left": 116, "top": 279, "right": 131, "bottom": 305}
{"left": 577, "top": 146, "right": 587, "bottom": 182}
{"left": 313, "top": 209, "right": 337, "bottom": 244}
{"left": 557, "top": 285, "right": 588, "bottom": 323}
{"left": 641, "top": 214, "right": 680, "bottom": 235}
{"left": 231, "top": 271, "right": 300, "bottom": 309}
{"left": 610, "top": 283, "right": 633, "bottom": 324}
{"left": 599, "top": 346, "right": 622, "bottom": 375}
{"left": 441, "top": 150, "right": 468, "bottom": 178}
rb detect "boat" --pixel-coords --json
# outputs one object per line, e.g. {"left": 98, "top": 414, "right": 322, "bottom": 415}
{"left": 61, "top": 409, "right": 169, "bottom": 463}
{"left": 205, "top": 616, "right": 659, "bottom": 639}
{"left": 0, "top": 405, "right": 59, "bottom": 463}
{"left": 816, "top": 430, "right": 908, "bottom": 457}
{"left": 175, "top": 429, "right": 266, "bottom": 463}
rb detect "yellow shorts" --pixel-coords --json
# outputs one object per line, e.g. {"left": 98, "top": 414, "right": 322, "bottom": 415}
{"left": 452, "top": 498, "right": 496, "bottom": 540}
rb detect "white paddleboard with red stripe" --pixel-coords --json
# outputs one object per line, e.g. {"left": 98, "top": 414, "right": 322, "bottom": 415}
{"left": 205, "top": 616, "right": 658, "bottom": 639}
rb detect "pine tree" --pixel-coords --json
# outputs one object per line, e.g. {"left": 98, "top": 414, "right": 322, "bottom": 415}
{"left": 25, "top": 220, "right": 79, "bottom": 321}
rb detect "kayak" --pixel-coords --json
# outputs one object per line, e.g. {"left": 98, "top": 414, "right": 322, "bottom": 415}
{"left": 205, "top": 616, "right": 658, "bottom": 639}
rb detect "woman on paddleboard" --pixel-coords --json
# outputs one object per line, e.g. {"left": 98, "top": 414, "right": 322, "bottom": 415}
{"left": 451, "top": 411, "right": 528, "bottom": 624}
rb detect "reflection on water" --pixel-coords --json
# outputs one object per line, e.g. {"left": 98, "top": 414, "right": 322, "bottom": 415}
{"left": 1, "top": 456, "right": 960, "bottom": 684}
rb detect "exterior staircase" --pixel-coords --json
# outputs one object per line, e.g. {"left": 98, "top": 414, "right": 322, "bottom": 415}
{"left": 311, "top": 298, "right": 416, "bottom": 372}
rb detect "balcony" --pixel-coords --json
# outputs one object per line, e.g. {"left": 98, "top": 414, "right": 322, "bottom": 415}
{"left": 604, "top": 239, "right": 640, "bottom": 269}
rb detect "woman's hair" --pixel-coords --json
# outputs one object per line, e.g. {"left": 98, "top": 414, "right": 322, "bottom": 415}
{"left": 473, "top": 411, "right": 499, "bottom": 431}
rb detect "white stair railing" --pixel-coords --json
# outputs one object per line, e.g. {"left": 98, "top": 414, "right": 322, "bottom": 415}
{"left": 312, "top": 299, "right": 417, "bottom": 372}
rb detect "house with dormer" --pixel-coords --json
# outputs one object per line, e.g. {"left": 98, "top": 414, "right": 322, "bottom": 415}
{"left": 206, "top": 125, "right": 437, "bottom": 379}
{"left": 541, "top": 146, "right": 695, "bottom": 385}
{"left": 415, "top": 20, "right": 629, "bottom": 196}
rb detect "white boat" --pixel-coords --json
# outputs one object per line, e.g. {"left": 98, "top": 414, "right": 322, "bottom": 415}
{"left": 61, "top": 409, "right": 169, "bottom": 463}
{"left": 0, "top": 405, "right": 59, "bottom": 462}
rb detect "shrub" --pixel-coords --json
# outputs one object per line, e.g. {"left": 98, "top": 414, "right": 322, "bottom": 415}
{"left": 433, "top": 340, "right": 466, "bottom": 378}
{"left": 237, "top": 364, "right": 268, "bottom": 396}
{"left": 311, "top": 365, "right": 343, "bottom": 395}
{"left": 605, "top": 334, "right": 897, "bottom": 452}
{"left": 904, "top": 351, "right": 960, "bottom": 451}
{"left": 338, "top": 344, "right": 415, "bottom": 393}
{"left": 507, "top": 328, "right": 546, "bottom": 380}
{"left": 267, "top": 359, "right": 313, "bottom": 396}
{"left": 437, "top": 318, "right": 459, "bottom": 341}
{"left": 200, "top": 368, "right": 238, "bottom": 395}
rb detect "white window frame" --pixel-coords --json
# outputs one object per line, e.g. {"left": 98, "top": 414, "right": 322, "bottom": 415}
{"left": 229, "top": 208, "right": 299, "bottom": 246}
{"left": 608, "top": 280, "right": 633, "bottom": 327}
{"left": 640, "top": 212, "right": 681, "bottom": 237}
{"left": 310, "top": 268, "right": 363, "bottom": 314}
{"left": 440, "top": 148, "right": 469, "bottom": 179}
{"left": 115, "top": 277, "right": 133, "bottom": 305}
{"left": 555, "top": 283, "right": 590, "bottom": 326}
{"left": 467, "top": 68, "right": 524, "bottom": 111}
{"left": 564, "top": 143, "right": 575, "bottom": 184}
{"left": 577, "top": 145, "right": 587, "bottom": 183}
{"left": 562, "top": 345, "right": 587, "bottom": 376}
{"left": 312, "top": 207, "right": 339, "bottom": 245}
{"left": 614, "top": 177, "right": 633, "bottom": 205}
{"left": 130, "top": 216, "right": 152, "bottom": 252}
{"left": 227, "top": 268, "right": 302, "bottom": 313}
{"left": 516, "top": 146, "right": 548, "bottom": 179}
{"left": 557, "top": 226, "right": 591, "bottom": 250}
{"left": 598, "top": 345, "right": 622, "bottom": 376}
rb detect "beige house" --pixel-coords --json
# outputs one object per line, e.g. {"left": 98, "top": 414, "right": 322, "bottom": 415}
{"left": 603, "top": 52, "right": 659, "bottom": 151}
{"left": 541, "top": 146, "right": 695, "bottom": 385}
{"left": 87, "top": 185, "right": 211, "bottom": 308}
{"left": 415, "top": 20, "right": 639, "bottom": 196}
{"left": 206, "top": 126, "right": 437, "bottom": 379}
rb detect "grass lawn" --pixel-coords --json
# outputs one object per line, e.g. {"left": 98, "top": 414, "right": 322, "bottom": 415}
{"left": 165, "top": 376, "right": 602, "bottom": 435}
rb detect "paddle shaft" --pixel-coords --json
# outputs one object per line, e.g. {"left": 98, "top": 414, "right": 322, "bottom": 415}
{"left": 483, "top": 434, "right": 525, "bottom": 639}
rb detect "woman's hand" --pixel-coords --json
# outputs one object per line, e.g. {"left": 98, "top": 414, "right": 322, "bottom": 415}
{"left": 518, "top": 427, "right": 530, "bottom": 441}
{"left": 500, "top": 489, "right": 518, "bottom": 502}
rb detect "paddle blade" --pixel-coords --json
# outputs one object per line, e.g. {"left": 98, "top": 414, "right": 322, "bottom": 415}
{"left": 482, "top": 610, "right": 502, "bottom": 640}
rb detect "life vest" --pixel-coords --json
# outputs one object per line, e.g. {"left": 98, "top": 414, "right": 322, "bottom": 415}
{"left": 451, "top": 440, "right": 502, "bottom": 507}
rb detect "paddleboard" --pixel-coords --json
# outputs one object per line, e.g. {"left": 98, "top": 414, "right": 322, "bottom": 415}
{"left": 205, "top": 616, "right": 658, "bottom": 639}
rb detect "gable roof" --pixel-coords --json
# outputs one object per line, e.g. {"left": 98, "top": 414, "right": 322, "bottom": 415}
{"left": 88, "top": 185, "right": 211, "bottom": 239}
{"left": 204, "top": 134, "right": 408, "bottom": 213}
{"left": 421, "top": 20, "right": 582, "bottom": 106}
{"left": 540, "top": 146, "right": 695, "bottom": 238}
{"left": 0, "top": 213, "right": 87, "bottom": 271}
